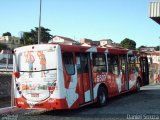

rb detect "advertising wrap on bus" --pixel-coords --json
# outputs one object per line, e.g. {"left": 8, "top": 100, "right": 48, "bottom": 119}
{"left": 14, "top": 44, "right": 57, "bottom": 102}
{"left": 13, "top": 44, "right": 149, "bottom": 110}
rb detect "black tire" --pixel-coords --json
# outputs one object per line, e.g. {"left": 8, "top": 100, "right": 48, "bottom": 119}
{"left": 97, "top": 86, "right": 108, "bottom": 107}
{"left": 136, "top": 80, "right": 140, "bottom": 92}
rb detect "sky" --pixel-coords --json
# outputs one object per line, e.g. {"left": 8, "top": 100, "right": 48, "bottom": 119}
{"left": 0, "top": 0, "right": 160, "bottom": 47}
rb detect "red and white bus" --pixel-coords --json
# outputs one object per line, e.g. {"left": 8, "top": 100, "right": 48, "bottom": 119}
{"left": 13, "top": 44, "right": 149, "bottom": 110}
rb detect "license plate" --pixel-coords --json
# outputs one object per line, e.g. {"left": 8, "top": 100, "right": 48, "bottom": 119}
{"left": 31, "top": 93, "right": 39, "bottom": 97}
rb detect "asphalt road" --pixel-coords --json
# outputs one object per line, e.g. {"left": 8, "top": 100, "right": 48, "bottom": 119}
{"left": 0, "top": 84, "right": 160, "bottom": 120}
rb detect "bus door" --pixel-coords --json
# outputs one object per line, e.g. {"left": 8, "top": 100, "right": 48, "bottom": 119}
{"left": 126, "top": 54, "right": 138, "bottom": 91}
{"left": 140, "top": 57, "right": 149, "bottom": 85}
{"left": 76, "top": 53, "right": 93, "bottom": 105}
{"left": 120, "top": 55, "right": 128, "bottom": 92}
{"left": 107, "top": 54, "right": 120, "bottom": 95}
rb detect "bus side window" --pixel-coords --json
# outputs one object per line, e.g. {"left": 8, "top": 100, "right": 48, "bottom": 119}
{"left": 62, "top": 52, "right": 75, "bottom": 75}
{"left": 107, "top": 57, "right": 113, "bottom": 73}
{"left": 121, "top": 55, "right": 126, "bottom": 73}
{"left": 128, "top": 55, "right": 136, "bottom": 73}
{"left": 107, "top": 54, "right": 119, "bottom": 75}
{"left": 92, "top": 53, "right": 107, "bottom": 72}
{"left": 76, "top": 53, "right": 81, "bottom": 74}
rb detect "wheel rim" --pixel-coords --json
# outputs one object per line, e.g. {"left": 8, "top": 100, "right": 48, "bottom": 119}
{"left": 137, "top": 81, "right": 140, "bottom": 91}
{"left": 100, "top": 92, "right": 106, "bottom": 104}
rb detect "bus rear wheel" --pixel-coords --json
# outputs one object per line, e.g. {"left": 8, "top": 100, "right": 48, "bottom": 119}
{"left": 97, "top": 86, "right": 108, "bottom": 107}
{"left": 136, "top": 80, "right": 140, "bottom": 92}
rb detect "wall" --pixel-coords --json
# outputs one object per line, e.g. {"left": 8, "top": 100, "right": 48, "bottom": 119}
{"left": 0, "top": 74, "right": 12, "bottom": 98}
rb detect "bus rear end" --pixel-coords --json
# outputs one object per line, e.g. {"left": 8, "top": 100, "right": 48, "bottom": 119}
{"left": 13, "top": 44, "right": 67, "bottom": 110}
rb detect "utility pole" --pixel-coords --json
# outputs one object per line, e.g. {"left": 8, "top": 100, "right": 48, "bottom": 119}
{"left": 38, "top": 0, "right": 42, "bottom": 44}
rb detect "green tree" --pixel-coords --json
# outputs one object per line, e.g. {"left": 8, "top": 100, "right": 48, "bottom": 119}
{"left": 21, "top": 32, "right": 35, "bottom": 45}
{"left": 120, "top": 38, "right": 136, "bottom": 50}
{"left": 22, "top": 27, "right": 52, "bottom": 45}
{"left": 155, "top": 46, "right": 160, "bottom": 51}
{"left": 137, "top": 45, "right": 146, "bottom": 51}
{"left": 2, "top": 32, "right": 12, "bottom": 36}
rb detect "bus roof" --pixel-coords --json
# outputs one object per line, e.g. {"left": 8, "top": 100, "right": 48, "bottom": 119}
{"left": 14, "top": 43, "right": 138, "bottom": 55}
{"left": 56, "top": 43, "right": 138, "bottom": 54}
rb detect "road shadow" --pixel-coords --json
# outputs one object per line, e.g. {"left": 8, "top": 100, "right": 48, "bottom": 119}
{"left": 39, "top": 84, "right": 160, "bottom": 118}
{"left": 38, "top": 92, "right": 142, "bottom": 118}
{"left": 39, "top": 107, "right": 126, "bottom": 119}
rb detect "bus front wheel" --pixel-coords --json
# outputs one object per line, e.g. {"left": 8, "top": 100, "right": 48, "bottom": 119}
{"left": 97, "top": 86, "right": 108, "bottom": 107}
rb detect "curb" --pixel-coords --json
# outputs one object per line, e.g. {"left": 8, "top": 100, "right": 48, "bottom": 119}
{"left": 0, "top": 107, "right": 22, "bottom": 115}
{"left": 0, "top": 107, "right": 47, "bottom": 116}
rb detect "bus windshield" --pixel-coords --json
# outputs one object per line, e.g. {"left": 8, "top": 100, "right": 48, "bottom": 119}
{"left": 14, "top": 45, "right": 58, "bottom": 102}
{"left": 17, "top": 49, "right": 57, "bottom": 72}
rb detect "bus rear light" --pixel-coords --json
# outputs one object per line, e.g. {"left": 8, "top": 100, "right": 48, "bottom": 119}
{"left": 53, "top": 82, "right": 58, "bottom": 90}
{"left": 48, "top": 82, "right": 57, "bottom": 91}
{"left": 13, "top": 72, "right": 20, "bottom": 78}
{"left": 53, "top": 82, "right": 56, "bottom": 87}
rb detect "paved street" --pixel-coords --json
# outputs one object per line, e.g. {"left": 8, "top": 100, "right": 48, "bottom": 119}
{"left": 0, "top": 84, "right": 160, "bottom": 120}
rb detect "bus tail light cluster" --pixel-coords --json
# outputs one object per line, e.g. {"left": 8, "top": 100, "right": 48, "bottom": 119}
{"left": 48, "top": 82, "right": 57, "bottom": 94}
{"left": 13, "top": 72, "right": 20, "bottom": 78}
